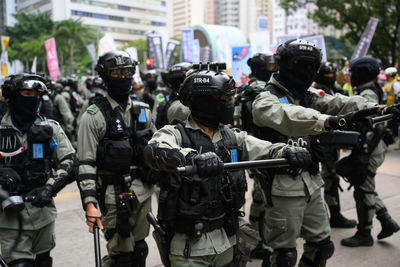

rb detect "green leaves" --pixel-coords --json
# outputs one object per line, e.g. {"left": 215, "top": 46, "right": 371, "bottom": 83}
{"left": 5, "top": 13, "right": 99, "bottom": 77}
{"left": 279, "top": 0, "right": 400, "bottom": 66}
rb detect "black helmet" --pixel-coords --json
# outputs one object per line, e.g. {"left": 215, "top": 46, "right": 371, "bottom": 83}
{"left": 276, "top": 39, "right": 322, "bottom": 93}
{"left": 92, "top": 76, "right": 105, "bottom": 89}
{"left": 167, "top": 62, "right": 192, "bottom": 92}
{"left": 85, "top": 76, "right": 94, "bottom": 90}
{"left": 57, "top": 77, "right": 68, "bottom": 87}
{"left": 2, "top": 73, "right": 49, "bottom": 99}
{"left": 179, "top": 62, "right": 235, "bottom": 128}
{"left": 95, "top": 50, "right": 138, "bottom": 80}
{"left": 349, "top": 56, "right": 380, "bottom": 86}
{"left": 316, "top": 61, "right": 337, "bottom": 87}
{"left": 247, "top": 51, "right": 277, "bottom": 82}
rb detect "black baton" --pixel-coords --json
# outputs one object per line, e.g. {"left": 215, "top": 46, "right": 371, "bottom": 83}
{"left": 176, "top": 158, "right": 289, "bottom": 175}
{"left": 93, "top": 223, "right": 101, "bottom": 267}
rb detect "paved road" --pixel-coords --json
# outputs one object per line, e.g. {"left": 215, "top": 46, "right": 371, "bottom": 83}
{"left": 46, "top": 145, "right": 400, "bottom": 266}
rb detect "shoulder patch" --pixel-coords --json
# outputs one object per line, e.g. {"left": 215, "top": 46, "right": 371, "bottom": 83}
{"left": 87, "top": 104, "right": 100, "bottom": 114}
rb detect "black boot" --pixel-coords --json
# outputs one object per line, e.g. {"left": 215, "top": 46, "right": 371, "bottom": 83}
{"left": 341, "top": 229, "right": 373, "bottom": 247}
{"left": 376, "top": 208, "right": 400, "bottom": 240}
{"left": 329, "top": 205, "right": 357, "bottom": 228}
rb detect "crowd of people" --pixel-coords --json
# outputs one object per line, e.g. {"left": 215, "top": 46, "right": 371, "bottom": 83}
{"left": 0, "top": 38, "right": 400, "bottom": 267}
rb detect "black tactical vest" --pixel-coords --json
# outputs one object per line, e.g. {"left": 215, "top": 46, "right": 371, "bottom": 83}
{"left": 252, "top": 84, "right": 319, "bottom": 174}
{"left": 171, "top": 121, "right": 247, "bottom": 236}
{"left": 94, "top": 97, "right": 150, "bottom": 176}
{"left": 0, "top": 120, "right": 54, "bottom": 194}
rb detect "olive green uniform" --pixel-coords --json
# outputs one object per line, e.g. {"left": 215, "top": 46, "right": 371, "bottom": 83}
{"left": 0, "top": 113, "right": 75, "bottom": 263}
{"left": 167, "top": 99, "right": 190, "bottom": 124}
{"left": 52, "top": 93, "right": 74, "bottom": 133}
{"left": 252, "top": 75, "right": 376, "bottom": 266}
{"left": 247, "top": 79, "right": 267, "bottom": 231}
{"left": 148, "top": 116, "right": 287, "bottom": 267}
{"left": 353, "top": 82, "right": 387, "bottom": 230}
{"left": 77, "top": 95, "right": 157, "bottom": 266}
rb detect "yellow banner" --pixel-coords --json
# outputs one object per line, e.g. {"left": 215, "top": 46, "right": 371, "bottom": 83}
{"left": 1, "top": 36, "right": 10, "bottom": 50}
{"left": 1, "top": 64, "right": 8, "bottom": 76}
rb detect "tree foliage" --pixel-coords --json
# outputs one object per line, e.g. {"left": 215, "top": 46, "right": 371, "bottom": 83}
{"left": 5, "top": 13, "right": 99, "bottom": 77}
{"left": 279, "top": 0, "right": 400, "bottom": 66}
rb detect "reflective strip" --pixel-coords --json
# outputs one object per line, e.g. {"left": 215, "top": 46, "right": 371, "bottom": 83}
{"left": 0, "top": 146, "right": 25, "bottom": 158}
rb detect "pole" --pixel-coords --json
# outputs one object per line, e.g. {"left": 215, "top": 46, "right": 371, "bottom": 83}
{"left": 176, "top": 158, "right": 289, "bottom": 175}
{"left": 371, "top": 113, "right": 396, "bottom": 124}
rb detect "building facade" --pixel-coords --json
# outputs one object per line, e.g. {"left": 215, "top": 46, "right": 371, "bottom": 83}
{"left": 10, "top": 0, "right": 170, "bottom": 43}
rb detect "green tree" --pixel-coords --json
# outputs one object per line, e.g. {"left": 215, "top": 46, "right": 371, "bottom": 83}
{"left": 279, "top": 0, "right": 400, "bottom": 66}
{"left": 54, "top": 18, "right": 99, "bottom": 76}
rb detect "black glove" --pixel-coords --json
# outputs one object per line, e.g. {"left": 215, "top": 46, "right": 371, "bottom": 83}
{"left": 383, "top": 104, "right": 400, "bottom": 118}
{"left": 282, "top": 146, "right": 312, "bottom": 169}
{"left": 26, "top": 185, "right": 55, "bottom": 207}
{"left": 328, "top": 112, "right": 356, "bottom": 130}
{"left": 144, "top": 144, "right": 185, "bottom": 171}
{"left": 190, "top": 152, "right": 224, "bottom": 176}
{"left": 239, "top": 85, "right": 261, "bottom": 102}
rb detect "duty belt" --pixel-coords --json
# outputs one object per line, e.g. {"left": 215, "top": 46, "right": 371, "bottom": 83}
{"left": 174, "top": 217, "right": 224, "bottom": 235}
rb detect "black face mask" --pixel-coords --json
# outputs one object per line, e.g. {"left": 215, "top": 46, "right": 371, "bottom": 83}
{"left": 147, "top": 81, "right": 158, "bottom": 92}
{"left": 278, "top": 62, "right": 318, "bottom": 99}
{"left": 190, "top": 96, "right": 234, "bottom": 129}
{"left": 316, "top": 75, "right": 336, "bottom": 88}
{"left": 106, "top": 78, "right": 132, "bottom": 109}
{"left": 9, "top": 93, "right": 40, "bottom": 132}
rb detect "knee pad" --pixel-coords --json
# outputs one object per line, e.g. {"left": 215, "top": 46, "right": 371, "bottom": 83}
{"left": 315, "top": 237, "right": 334, "bottom": 261}
{"left": 8, "top": 259, "right": 34, "bottom": 267}
{"left": 34, "top": 251, "right": 53, "bottom": 267}
{"left": 111, "top": 253, "right": 132, "bottom": 267}
{"left": 132, "top": 240, "right": 148, "bottom": 267}
{"left": 275, "top": 248, "right": 297, "bottom": 267}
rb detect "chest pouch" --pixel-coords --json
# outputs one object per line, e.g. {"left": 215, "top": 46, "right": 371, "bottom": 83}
{"left": 97, "top": 113, "right": 133, "bottom": 174}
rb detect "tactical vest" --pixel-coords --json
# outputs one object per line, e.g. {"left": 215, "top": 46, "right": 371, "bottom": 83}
{"left": 0, "top": 120, "right": 55, "bottom": 194}
{"left": 94, "top": 97, "right": 150, "bottom": 177}
{"left": 252, "top": 84, "right": 319, "bottom": 175}
{"left": 48, "top": 92, "right": 64, "bottom": 124}
{"left": 172, "top": 121, "right": 247, "bottom": 237}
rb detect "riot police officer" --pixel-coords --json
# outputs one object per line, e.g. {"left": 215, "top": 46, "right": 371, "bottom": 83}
{"left": 77, "top": 51, "right": 157, "bottom": 267}
{"left": 339, "top": 56, "right": 400, "bottom": 247}
{"left": 155, "top": 62, "right": 191, "bottom": 129}
{"left": 251, "top": 39, "right": 385, "bottom": 266}
{"left": 144, "top": 62, "right": 312, "bottom": 267}
{"left": 313, "top": 62, "right": 357, "bottom": 228}
{"left": 0, "top": 73, "right": 76, "bottom": 266}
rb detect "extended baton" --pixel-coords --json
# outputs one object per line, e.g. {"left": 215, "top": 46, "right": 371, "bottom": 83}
{"left": 176, "top": 158, "right": 289, "bottom": 175}
{"left": 371, "top": 113, "right": 396, "bottom": 124}
{"left": 93, "top": 223, "right": 102, "bottom": 267}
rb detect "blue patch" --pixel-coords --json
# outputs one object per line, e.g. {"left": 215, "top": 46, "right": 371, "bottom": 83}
{"left": 166, "top": 95, "right": 170, "bottom": 101}
{"left": 138, "top": 108, "right": 147, "bottom": 123}
{"left": 132, "top": 93, "right": 137, "bottom": 98}
{"left": 279, "top": 96, "right": 289, "bottom": 104}
{"left": 50, "top": 138, "right": 58, "bottom": 149}
{"left": 32, "top": 144, "right": 44, "bottom": 159}
{"left": 230, "top": 149, "right": 238, "bottom": 163}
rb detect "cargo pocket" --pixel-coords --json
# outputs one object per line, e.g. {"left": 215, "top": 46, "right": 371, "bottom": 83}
{"left": 264, "top": 216, "right": 287, "bottom": 244}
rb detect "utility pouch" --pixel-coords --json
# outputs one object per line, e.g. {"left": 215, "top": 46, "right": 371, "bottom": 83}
{"left": 97, "top": 138, "right": 133, "bottom": 174}
{"left": 115, "top": 191, "right": 135, "bottom": 238}
{"left": 223, "top": 211, "right": 239, "bottom": 237}
{"left": 336, "top": 151, "right": 370, "bottom": 186}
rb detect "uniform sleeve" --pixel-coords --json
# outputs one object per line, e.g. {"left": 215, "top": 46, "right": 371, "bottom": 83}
{"left": 148, "top": 125, "right": 196, "bottom": 157}
{"left": 252, "top": 91, "right": 329, "bottom": 136}
{"left": 167, "top": 100, "right": 191, "bottom": 123}
{"left": 55, "top": 94, "right": 75, "bottom": 132}
{"left": 313, "top": 92, "right": 377, "bottom": 114}
{"left": 77, "top": 110, "right": 106, "bottom": 207}
{"left": 234, "top": 128, "right": 286, "bottom": 161}
{"left": 359, "top": 89, "right": 380, "bottom": 105}
{"left": 46, "top": 120, "right": 76, "bottom": 186}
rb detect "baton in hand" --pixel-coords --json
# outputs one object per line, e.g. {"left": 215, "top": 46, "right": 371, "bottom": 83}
{"left": 176, "top": 158, "right": 289, "bottom": 175}
{"left": 93, "top": 223, "right": 102, "bottom": 267}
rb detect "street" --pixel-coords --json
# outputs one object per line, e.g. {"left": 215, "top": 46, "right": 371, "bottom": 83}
{"left": 51, "top": 145, "right": 400, "bottom": 267}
